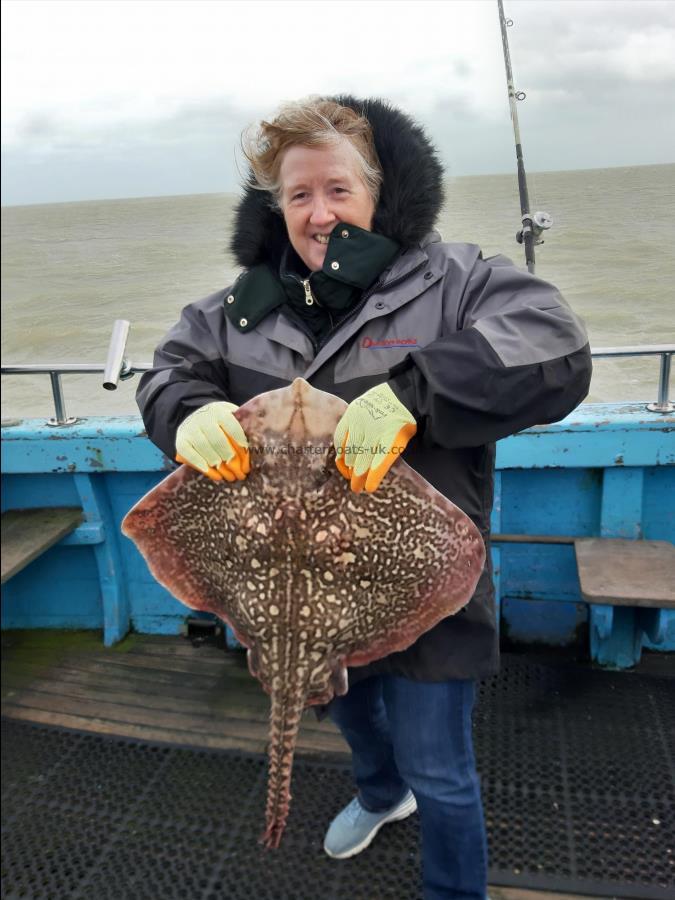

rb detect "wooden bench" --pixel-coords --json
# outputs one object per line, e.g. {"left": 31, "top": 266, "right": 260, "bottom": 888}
{"left": 574, "top": 538, "right": 674, "bottom": 608}
{"left": 574, "top": 538, "right": 675, "bottom": 667}
{"left": 492, "top": 534, "right": 675, "bottom": 668}
{"left": 1, "top": 508, "right": 84, "bottom": 584}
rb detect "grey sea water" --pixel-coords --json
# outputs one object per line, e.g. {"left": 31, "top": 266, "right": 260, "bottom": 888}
{"left": 1, "top": 163, "right": 674, "bottom": 419}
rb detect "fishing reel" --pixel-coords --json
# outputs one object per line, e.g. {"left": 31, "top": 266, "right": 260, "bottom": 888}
{"left": 517, "top": 211, "right": 553, "bottom": 246}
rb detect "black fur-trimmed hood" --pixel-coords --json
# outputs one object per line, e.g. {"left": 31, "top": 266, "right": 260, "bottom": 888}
{"left": 229, "top": 96, "right": 445, "bottom": 271}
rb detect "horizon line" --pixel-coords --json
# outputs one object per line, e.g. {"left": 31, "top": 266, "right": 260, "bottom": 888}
{"left": 2, "top": 160, "right": 673, "bottom": 210}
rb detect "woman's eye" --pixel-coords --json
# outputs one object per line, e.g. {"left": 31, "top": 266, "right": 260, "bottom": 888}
{"left": 292, "top": 193, "right": 307, "bottom": 201}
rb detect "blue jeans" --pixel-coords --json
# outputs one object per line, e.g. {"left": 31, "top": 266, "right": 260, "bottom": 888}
{"left": 328, "top": 675, "right": 487, "bottom": 900}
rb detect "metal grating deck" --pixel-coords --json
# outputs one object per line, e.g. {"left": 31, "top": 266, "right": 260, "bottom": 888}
{"left": 2, "top": 654, "right": 674, "bottom": 899}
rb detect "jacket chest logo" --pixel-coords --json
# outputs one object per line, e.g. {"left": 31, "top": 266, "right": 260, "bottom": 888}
{"left": 361, "top": 336, "right": 418, "bottom": 349}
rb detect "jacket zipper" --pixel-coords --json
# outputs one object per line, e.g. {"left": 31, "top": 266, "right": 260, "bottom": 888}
{"left": 302, "top": 277, "right": 318, "bottom": 306}
{"left": 301, "top": 276, "right": 335, "bottom": 331}
{"left": 278, "top": 275, "right": 327, "bottom": 352}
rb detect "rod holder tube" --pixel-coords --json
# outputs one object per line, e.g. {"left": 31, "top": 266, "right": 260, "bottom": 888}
{"left": 47, "top": 372, "right": 77, "bottom": 426}
{"left": 103, "top": 319, "right": 131, "bottom": 390}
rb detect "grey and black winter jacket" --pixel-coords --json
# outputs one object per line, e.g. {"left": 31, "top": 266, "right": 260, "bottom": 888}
{"left": 137, "top": 96, "right": 592, "bottom": 682}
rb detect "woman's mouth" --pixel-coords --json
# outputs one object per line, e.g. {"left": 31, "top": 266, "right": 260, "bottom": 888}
{"left": 313, "top": 234, "right": 330, "bottom": 244}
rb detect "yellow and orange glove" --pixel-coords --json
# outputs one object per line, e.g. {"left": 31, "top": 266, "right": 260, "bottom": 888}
{"left": 175, "top": 401, "right": 250, "bottom": 482}
{"left": 333, "top": 383, "right": 417, "bottom": 493}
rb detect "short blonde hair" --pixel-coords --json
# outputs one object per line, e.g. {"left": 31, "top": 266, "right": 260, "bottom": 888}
{"left": 241, "top": 97, "right": 383, "bottom": 210}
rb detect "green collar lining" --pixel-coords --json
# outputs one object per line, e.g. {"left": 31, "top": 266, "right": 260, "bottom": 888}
{"left": 224, "top": 222, "right": 400, "bottom": 333}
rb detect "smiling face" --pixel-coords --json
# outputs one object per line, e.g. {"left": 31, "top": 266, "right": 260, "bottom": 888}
{"left": 278, "top": 142, "right": 376, "bottom": 272}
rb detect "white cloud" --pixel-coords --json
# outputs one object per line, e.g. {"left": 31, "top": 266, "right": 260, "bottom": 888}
{"left": 611, "top": 27, "right": 675, "bottom": 81}
{"left": 509, "top": 0, "right": 675, "bottom": 83}
{"left": 1, "top": 0, "right": 505, "bottom": 145}
{"left": 2, "top": 0, "right": 674, "bottom": 204}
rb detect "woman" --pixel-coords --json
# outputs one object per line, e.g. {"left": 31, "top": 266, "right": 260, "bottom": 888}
{"left": 137, "top": 96, "right": 592, "bottom": 899}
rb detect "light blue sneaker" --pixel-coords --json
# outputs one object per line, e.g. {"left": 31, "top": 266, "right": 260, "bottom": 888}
{"left": 323, "top": 790, "right": 417, "bottom": 859}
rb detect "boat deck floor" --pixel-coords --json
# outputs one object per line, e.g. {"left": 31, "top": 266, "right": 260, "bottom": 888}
{"left": 1, "top": 629, "right": 345, "bottom": 759}
{"left": 3, "top": 629, "right": 670, "bottom": 900}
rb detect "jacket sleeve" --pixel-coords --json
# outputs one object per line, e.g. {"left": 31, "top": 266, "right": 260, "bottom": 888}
{"left": 136, "top": 292, "right": 232, "bottom": 459}
{"left": 387, "top": 251, "right": 592, "bottom": 448}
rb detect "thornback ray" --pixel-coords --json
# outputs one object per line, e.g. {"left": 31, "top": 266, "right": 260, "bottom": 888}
{"left": 121, "top": 378, "right": 485, "bottom": 849}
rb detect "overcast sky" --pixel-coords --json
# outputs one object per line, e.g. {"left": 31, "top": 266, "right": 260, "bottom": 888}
{"left": 2, "top": 0, "right": 674, "bottom": 206}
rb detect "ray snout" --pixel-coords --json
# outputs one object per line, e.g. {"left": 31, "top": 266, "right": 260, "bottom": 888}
{"left": 287, "top": 378, "right": 347, "bottom": 442}
{"left": 242, "top": 379, "right": 347, "bottom": 448}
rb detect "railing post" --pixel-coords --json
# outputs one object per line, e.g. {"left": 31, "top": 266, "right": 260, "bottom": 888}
{"left": 47, "top": 372, "right": 77, "bottom": 427}
{"left": 647, "top": 352, "right": 674, "bottom": 413}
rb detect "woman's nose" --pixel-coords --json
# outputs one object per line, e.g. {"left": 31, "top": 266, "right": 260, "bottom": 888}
{"left": 309, "top": 196, "right": 335, "bottom": 225}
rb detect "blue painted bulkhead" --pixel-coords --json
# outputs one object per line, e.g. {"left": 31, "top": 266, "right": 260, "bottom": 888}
{"left": 2, "top": 403, "right": 674, "bottom": 664}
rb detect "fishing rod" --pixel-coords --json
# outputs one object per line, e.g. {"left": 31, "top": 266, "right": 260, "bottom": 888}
{"left": 497, "top": 0, "right": 551, "bottom": 273}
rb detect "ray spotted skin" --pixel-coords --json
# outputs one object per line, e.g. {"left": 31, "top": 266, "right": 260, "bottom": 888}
{"left": 122, "top": 379, "right": 485, "bottom": 848}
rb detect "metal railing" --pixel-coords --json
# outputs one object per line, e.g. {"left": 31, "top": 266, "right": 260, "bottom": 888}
{"left": 1, "top": 320, "right": 674, "bottom": 426}
{"left": 589, "top": 346, "right": 673, "bottom": 414}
